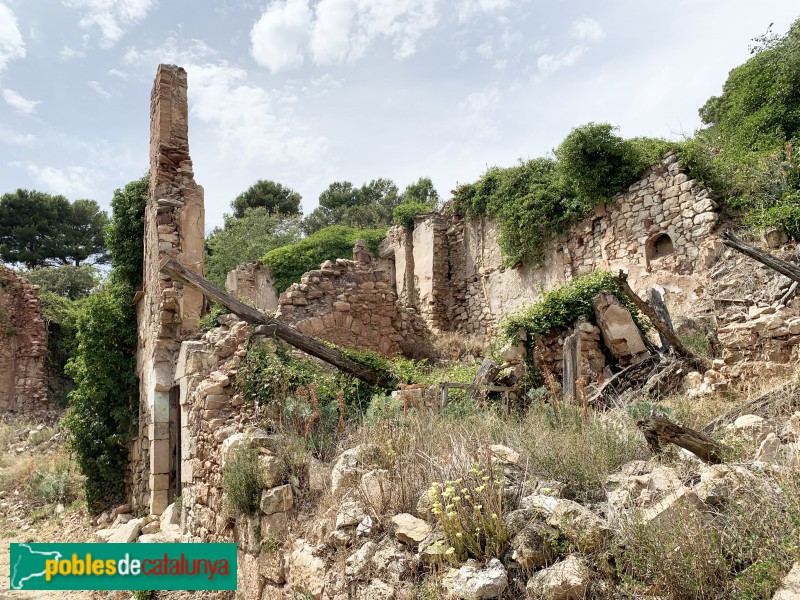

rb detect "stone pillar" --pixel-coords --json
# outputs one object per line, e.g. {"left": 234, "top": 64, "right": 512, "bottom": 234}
{"left": 137, "top": 64, "right": 205, "bottom": 515}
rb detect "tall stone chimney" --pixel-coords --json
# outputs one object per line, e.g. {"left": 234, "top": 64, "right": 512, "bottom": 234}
{"left": 135, "top": 64, "right": 205, "bottom": 515}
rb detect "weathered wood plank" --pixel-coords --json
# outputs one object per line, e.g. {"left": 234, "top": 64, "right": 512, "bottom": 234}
{"left": 612, "top": 271, "right": 709, "bottom": 370}
{"left": 160, "top": 258, "right": 390, "bottom": 387}
{"left": 722, "top": 231, "right": 800, "bottom": 283}
{"left": 638, "top": 415, "right": 725, "bottom": 464}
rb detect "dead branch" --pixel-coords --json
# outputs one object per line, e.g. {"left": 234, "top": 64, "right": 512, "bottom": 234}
{"left": 638, "top": 415, "right": 725, "bottom": 464}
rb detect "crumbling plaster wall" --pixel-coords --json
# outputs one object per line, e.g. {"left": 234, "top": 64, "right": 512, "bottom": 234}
{"left": 380, "top": 154, "right": 723, "bottom": 339}
{"left": 0, "top": 266, "right": 47, "bottom": 412}
{"left": 225, "top": 262, "right": 278, "bottom": 313}
{"left": 133, "top": 64, "right": 205, "bottom": 515}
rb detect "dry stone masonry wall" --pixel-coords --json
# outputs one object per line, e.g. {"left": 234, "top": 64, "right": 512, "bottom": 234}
{"left": 133, "top": 64, "right": 205, "bottom": 515}
{"left": 380, "top": 154, "right": 723, "bottom": 340}
{"left": 276, "top": 245, "right": 432, "bottom": 358}
{"left": 0, "top": 266, "right": 47, "bottom": 412}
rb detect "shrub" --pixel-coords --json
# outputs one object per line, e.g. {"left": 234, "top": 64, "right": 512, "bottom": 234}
{"left": 392, "top": 201, "right": 434, "bottom": 229}
{"left": 261, "top": 225, "right": 386, "bottom": 292}
{"left": 427, "top": 464, "right": 510, "bottom": 563}
{"left": 28, "top": 454, "right": 81, "bottom": 505}
{"left": 64, "top": 282, "right": 138, "bottom": 511}
{"left": 197, "top": 303, "right": 227, "bottom": 332}
{"left": 555, "top": 122, "right": 642, "bottom": 202}
{"left": 222, "top": 446, "right": 264, "bottom": 517}
{"left": 501, "top": 270, "right": 646, "bottom": 342}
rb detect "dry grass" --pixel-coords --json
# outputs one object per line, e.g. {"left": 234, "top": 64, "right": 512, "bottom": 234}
{"left": 616, "top": 461, "right": 800, "bottom": 599}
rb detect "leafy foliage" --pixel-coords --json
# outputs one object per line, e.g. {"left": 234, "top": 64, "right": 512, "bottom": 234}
{"left": 63, "top": 176, "right": 146, "bottom": 511}
{"left": 222, "top": 446, "right": 264, "bottom": 517}
{"left": 23, "top": 265, "right": 98, "bottom": 300}
{"left": 501, "top": 270, "right": 646, "bottom": 340}
{"left": 0, "top": 190, "right": 108, "bottom": 268}
{"left": 205, "top": 208, "right": 302, "bottom": 285}
{"left": 64, "top": 281, "right": 138, "bottom": 510}
{"left": 105, "top": 176, "right": 148, "bottom": 289}
{"left": 555, "top": 122, "right": 643, "bottom": 202}
{"left": 231, "top": 180, "right": 302, "bottom": 219}
{"left": 685, "top": 18, "right": 800, "bottom": 236}
{"left": 303, "top": 179, "right": 401, "bottom": 234}
{"left": 393, "top": 201, "right": 434, "bottom": 228}
{"left": 261, "top": 225, "right": 386, "bottom": 292}
{"left": 401, "top": 176, "right": 440, "bottom": 206}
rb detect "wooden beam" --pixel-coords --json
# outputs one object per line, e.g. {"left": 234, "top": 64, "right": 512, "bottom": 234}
{"left": 612, "top": 271, "right": 709, "bottom": 370}
{"left": 638, "top": 415, "right": 726, "bottom": 464}
{"left": 160, "top": 258, "right": 390, "bottom": 387}
{"left": 721, "top": 231, "right": 800, "bottom": 283}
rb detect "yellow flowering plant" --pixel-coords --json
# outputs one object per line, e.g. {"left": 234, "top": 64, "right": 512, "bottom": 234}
{"left": 427, "top": 465, "right": 510, "bottom": 563}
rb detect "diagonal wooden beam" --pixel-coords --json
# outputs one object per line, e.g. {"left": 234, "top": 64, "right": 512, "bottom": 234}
{"left": 160, "top": 258, "right": 391, "bottom": 387}
{"left": 721, "top": 231, "right": 800, "bottom": 283}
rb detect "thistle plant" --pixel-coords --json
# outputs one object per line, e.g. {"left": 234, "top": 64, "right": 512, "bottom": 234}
{"left": 427, "top": 465, "right": 510, "bottom": 563}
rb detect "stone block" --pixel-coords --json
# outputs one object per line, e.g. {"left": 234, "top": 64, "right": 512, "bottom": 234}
{"left": 149, "top": 473, "right": 170, "bottom": 491}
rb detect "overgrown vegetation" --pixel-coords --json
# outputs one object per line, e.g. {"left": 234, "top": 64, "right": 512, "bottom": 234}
{"left": 64, "top": 176, "right": 146, "bottom": 511}
{"left": 451, "top": 132, "right": 676, "bottom": 267}
{"left": 261, "top": 225, "right": 386, "bottom": 292}
{"left": 222, "top": 446, "right": 264, "bottom": 517}
{"left": 427, "top": 464, "right": 510, "bottom": 563}
{"left": 501, "top": 270, "right": 645, "bottom": 341}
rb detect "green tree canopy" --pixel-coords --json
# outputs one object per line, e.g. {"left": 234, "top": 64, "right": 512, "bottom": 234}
{"left": 303, "top": 178, "right": 401, "bottom": 234}
{"left": 24, "top": 265, "right": 99, "bottom": 300}
{"left": 105, "top": 176, "right": 147, "bottom": 289}
{"left": 231, "top": 180, "right": 302, "bottom": 218}
{"left": 400, "top": 176, "right": 440, "bottom": 207}
{"left": 0, "top": 190, "right": 109, "bottom": 268}
{"left": 699, "top": 18, "right": 800, "bottom": 151}
{"left": 205, "top": 208, "right": 302, "bottom": 285}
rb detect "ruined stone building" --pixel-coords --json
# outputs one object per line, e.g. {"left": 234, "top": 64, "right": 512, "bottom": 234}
{"left": 0, "top": 266, "right": 47, "bottom": 412}
{"left": 131, "top": 65, "right": 205, "bottom": 515}
{"left": 131, "top": 62, "right": 730, "bottom": 517}
{"left": 228, "top": 154, "right": 723, "bottom": 352}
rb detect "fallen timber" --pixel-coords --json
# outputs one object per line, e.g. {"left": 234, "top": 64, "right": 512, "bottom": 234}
{"left": 160, "top": 258, "right": 392, "bottom": 387}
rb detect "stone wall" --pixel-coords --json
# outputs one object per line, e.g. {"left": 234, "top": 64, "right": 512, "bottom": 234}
{"left": 276, "top": 246, "right": 432, "bottom": 358}
{"left": 0, "top": 267, "right": 47, "bottom": 412}
{"left": 380, "top": 154, "right": 723, "bottom": 339}
{"left": 226, "top": 262, "right": 278, "bottom": 313}
{"left": 132, "top": 64, "right": 205, "bottom": 515}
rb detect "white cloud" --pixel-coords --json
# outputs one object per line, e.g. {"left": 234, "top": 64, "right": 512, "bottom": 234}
{"left": 108, "top": 68, "right": 128, "bottom": 79}
{"left": 123, "top": 37, "right": 216, "bottom": 67}
{"left": 24, "top": 164, "right": 99, "bottom": 197}
{"left": 476, "top": 40, "right": 492, "bottom": 59}
{"left": 0, "top": 127, "right": 35, "bottom": 146}
{"left": 572, "top": 17, "right": 605, "bottom": 42}
{"left": 537, "top": 45, "right": 586, "bottom": 77}
{"left": 59, "top": 45, "right": 86, "bottom": 60}
{"left": 62, "top": 0, "right": 158, "bottom": 47}
{"left": 250, "top": 0, "right": 312, "bottom": 72}
{"left": 3, "top": 89, "right": 40, "bottom": 114}
{"left": 250, "top": 0, "right": 437, "bottom": 72}
{"left": 88, "top": 81, "right": 112, "bottom": 99}
{"left": 456, "top": 0, "right": 510, "bottom": 23}
{"left": 0, "top": 3, "right": 26, "bottom": 73}
{"left": 188, "top": 62, "right": 328, "bottom": 165}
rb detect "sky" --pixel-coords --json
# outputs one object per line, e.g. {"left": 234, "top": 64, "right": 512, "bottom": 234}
{"left": 0, "top": 1, "right": 798, "bottom": 232}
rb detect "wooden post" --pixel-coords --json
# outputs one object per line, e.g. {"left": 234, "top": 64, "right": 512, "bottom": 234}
{"left": 160, "top": 258, "right": 391, "bottom": 387}
{"left": 562, "top": 329, "right": 580, "bottom": 401}
{"left": 721, "top": 232, "right": 800, "bottom": 283}
{"left": 612, "top": 271, "right": 709, "bottom": 370}
{"left": 646, "top": 288, "right": 675, "bottom": 352}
